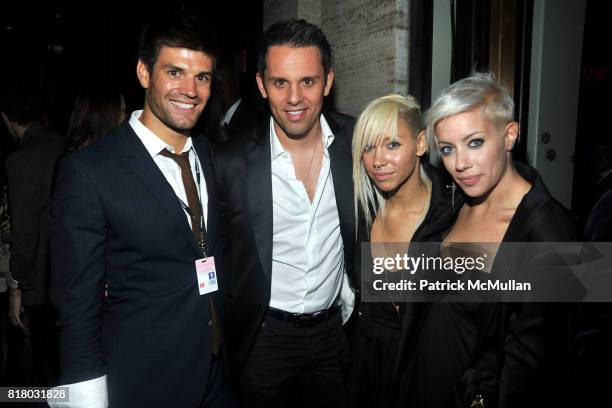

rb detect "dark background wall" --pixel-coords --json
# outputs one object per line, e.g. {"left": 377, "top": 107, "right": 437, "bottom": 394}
{"left": 0, "top": 1, "right": 263, "bottom": 134}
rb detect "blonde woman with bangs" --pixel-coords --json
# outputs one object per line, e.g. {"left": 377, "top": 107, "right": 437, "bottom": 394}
{"left": 347, "top": 94, "right": 460, "bottom": 407}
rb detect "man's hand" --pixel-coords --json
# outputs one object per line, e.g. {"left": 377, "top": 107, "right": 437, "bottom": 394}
{"left": 8, "top": 288, "right": 28, "bottom": 331}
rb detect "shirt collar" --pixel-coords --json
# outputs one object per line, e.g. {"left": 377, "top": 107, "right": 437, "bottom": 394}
{"left": 221, "top": 98, "right": 242, "bottom": 126}
{"left": 129, "top": 110, "right": 193, "bottom": 157}
{"left": 19, "top": 121, "right": 43, "bottom": 146}
{"left": 269, "top": 114, "right": 335, "bottom": 161}
{"left": 320, "top": 114, "right": 335, "bottom": 150}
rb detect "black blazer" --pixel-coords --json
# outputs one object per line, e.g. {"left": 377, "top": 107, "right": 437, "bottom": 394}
{"left": 50, "top": 122, "right": 224, "bottom": 407}
{"left": 394, "top": 163, "right": 578, "bottom": 408}
{"left": 455, "top": 163, "right": 578, "bottom": 408}
{"left": 213, "top": 113, "right": 356, "bottom": 384}
{"left": 226, "top": 100, "right": 260, "bottom": 137}
{"left": 393, "top": 163, "right": 460, "bottom": 374}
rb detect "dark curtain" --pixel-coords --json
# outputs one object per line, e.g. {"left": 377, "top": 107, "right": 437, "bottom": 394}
{"left": 409, "top": 0, "right": 434, "bottom": 110}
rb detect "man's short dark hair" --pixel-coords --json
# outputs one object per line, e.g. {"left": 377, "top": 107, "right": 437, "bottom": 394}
{"left": 138, "top": 8, "right": 218, "bottom": 73}
{"left": 257, "top": 19, "right": 333, "bottom": 76}
{"left": 0, "top": 85, "right": 42, "bottom": 125}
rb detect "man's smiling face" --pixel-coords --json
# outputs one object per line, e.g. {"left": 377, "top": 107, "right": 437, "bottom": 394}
{"left": 256, "top": 45, "right": 334, "bottom": 141}
{"left": 137, "top": 46, "right": 214, "bottom": 137}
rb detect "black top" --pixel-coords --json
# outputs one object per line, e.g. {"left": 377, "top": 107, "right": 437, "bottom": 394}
{"left": 353, "top": 162, "right": 460, "bottom": 327}
{"left": 349, "top": 162, "right": 461, "bottom": 408}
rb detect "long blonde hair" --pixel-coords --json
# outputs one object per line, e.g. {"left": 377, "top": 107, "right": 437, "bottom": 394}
{"left": 352, "top": 94, "right": 427, "bottom": 233}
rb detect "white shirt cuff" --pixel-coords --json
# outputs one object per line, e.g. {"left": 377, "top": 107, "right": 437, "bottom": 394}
{"left": 48, "top": 375, "right": 108, "bottom": 408}
{"left": 340, "top": 270, "right": 356, "bottom": 324}
{"left": 6, "top": 271, "right": 18, "bottom": 290}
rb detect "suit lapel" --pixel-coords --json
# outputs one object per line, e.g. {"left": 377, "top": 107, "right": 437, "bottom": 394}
{"left": 327, "top": 115, "right": 355, "bottom": 271}
{"left": 246, "top": 115, "right": 354, "bottom": 282}
{"left": 117, "top": 123, "right": 202, "bottom": 255}
{"left": 246, "top": 120, "right": 273, "bottom": 281}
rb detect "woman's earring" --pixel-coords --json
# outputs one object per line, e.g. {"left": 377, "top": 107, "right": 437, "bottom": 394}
{"left": 446, "top": 182, "right": 456, "bottom": 211}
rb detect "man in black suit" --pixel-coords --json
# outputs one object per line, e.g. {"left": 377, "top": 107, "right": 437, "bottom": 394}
{"left": 50, "top": 10, "right": 234, "bottom": 408}
{"left": 0, "top": 86, "right": 63, "bottom": 386}
{"left": 216, "top": 60, "right": 260, "bottom": 137}
{"left": 214, "top": 19, "right": 356, "bottom": 408}
{"left": 201, "top": 59, "right": 260, "bottom": 144}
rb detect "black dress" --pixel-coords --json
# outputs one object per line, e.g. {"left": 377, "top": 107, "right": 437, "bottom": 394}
{"left": 346, "top": 163, "right": 459, "bottom": 408}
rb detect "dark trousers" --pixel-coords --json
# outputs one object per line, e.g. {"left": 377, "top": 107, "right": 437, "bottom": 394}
{"left": 201, "top": 353, "right": 239, "bottom": 408}
{"left": 240, "top": 309, "right": 347, "bottom": 408}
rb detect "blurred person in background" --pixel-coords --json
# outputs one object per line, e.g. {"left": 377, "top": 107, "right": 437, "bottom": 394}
{"left": 65, "top": 84, "right": 126, "bottom": 152}
{"left": 0, "top": 84, "right": 64, "bottom": 386}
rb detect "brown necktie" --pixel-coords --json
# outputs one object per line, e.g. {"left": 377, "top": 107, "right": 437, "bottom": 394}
{"left": 159, "top": 148, "right": 221, "bottom": 355}
{"left": 158, "top": 149, "right": 204, "bottom": 248}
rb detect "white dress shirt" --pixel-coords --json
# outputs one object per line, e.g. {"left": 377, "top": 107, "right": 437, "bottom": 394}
{"left": 49, "top": 110, "right": 209, "bottom": 407}
{"left": 130, "top": 110, "right": 208, "bottom": 229}
{"left": 269, "top": 116, "right": 354, "bottom": 322}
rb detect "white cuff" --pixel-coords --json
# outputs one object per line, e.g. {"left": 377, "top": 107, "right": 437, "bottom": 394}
{"left": 6, "top": 271, "right": 18, "bottom": 290}
{"left": 48, "top": 375, "right": 108, "bottom": 408}
{"left": 340, "top": 269, "right": 356, "bottom": 324}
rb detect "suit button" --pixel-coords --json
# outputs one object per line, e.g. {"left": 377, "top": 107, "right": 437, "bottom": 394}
{"left": 207, "top": 319, "right": 213, "bottom": 326}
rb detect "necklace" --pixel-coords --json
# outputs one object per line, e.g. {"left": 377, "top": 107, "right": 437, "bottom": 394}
{"left": 303, "top": 136, "right": 322, "bottom": 199}
{"left": 380, "top": 179, "right": 432, "bottom": 314}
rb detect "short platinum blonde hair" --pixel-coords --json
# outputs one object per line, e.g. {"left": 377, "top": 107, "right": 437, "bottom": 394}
{"left": 352, "top": 94, "right": 426, "bottom": 232}
{"left": 425, "top": 72, "right": 514, "bottom": 144}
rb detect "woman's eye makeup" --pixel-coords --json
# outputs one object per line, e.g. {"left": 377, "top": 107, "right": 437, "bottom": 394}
{"left": 438, "top": 136, "right": 484, "bottom": 156}
{"left": 468, "top": 138, "right": 484, "bottom": 148}
{"left": 363, "top": 144, "right": 375, "bottom": 152}
{"left": 363, "top": 137, "right": 401, "bottom": 153}
{"left": 438, "top": 145, "right": 454, "bottom": 156}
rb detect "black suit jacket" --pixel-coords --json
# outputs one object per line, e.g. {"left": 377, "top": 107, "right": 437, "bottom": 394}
{"left": 51, "top": 122, "right": 223, "bottom": 407}
{"left": 213, "top": 113, "right": 356, "bottom": 383}
{"left": 6, "top": 122, "right": 64, "bottom": 306}
{"left": 393, "top": 163, "right": 578, "bottom": 408}
{"left": 225, "top": 100, "right": 260, "bottom": 137}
